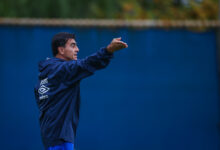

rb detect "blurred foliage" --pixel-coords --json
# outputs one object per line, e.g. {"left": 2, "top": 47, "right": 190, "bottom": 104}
{"left": 0, "top": 0, "right": 218, "bottom": 20}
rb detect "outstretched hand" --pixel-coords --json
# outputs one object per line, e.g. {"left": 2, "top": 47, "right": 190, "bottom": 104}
{"left": 106, "top": 37, "right": 128, "bottom": 53}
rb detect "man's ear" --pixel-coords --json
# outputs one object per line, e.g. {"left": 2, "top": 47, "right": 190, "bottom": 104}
{"left": 58, "top": 47, "right": 65, "bottom": 55}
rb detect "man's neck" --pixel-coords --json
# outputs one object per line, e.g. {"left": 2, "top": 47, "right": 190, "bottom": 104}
{"left": 55, "top": 54, "right": 67, "bottom": 61}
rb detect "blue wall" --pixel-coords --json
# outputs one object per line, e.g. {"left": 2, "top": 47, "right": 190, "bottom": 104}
{"left": 0, "top": 26, "right": 219, "bottom": 150}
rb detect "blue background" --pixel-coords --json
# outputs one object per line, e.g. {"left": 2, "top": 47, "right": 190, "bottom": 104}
{"left": 0, "top": 26, "right": 219, "bottom": 150}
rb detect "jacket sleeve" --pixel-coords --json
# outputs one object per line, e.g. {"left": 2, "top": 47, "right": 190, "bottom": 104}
{"left": 62, "top": 47, "right": 113, "bottom": 85}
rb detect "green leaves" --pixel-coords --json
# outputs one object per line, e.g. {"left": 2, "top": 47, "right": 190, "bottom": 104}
{"left": 0, "top": 0, "right": 218, "bottom": 20}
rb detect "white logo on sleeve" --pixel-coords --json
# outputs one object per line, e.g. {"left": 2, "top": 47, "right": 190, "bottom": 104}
{"left": 40, "top": 78, "right": 48, "bottom": 85}
{"left": 38, "top": 85, "right": 50, "bottom": 95}
{"left": 38, "top": 78, "right": 50, "bottom": 100}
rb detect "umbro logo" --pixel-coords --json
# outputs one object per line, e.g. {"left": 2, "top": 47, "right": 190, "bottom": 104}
{"left": 38, "top": 85, "right": 50, "bottom": 95}
{"left": 38, "top": 78, "right": 50, "bottom": 100}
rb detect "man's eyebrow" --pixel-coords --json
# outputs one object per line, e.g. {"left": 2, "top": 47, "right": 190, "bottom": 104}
{"left": 70, "top": 42, "right": 77, "bottom": 45}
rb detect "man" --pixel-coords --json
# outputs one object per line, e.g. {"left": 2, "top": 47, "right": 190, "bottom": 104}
{"left": 34, "top": 32, "right": 128, "bottom": 150}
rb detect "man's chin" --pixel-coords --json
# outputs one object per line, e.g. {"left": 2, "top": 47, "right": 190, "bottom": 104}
{"left": 73, "top": 57, "right": 77, "bottom": 60}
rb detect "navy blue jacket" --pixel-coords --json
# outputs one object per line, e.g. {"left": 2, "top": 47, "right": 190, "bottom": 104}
{"left": 34, "top": 48, "right": 113, "bottom": 149}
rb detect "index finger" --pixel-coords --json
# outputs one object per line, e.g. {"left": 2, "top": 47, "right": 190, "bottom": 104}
{"left": 115, "top": 41, "right": 128, "bottom": 48}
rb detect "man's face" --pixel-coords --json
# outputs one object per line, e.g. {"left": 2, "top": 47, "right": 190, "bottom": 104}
{"left": 61, "top": 39, "right": 79, "bottom": 61}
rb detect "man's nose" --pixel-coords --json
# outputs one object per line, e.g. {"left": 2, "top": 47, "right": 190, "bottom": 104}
{"left": 76, "top": 46, "right": 79, "bottom": 52}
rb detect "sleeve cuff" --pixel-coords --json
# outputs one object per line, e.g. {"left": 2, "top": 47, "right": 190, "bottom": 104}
{"left": 100, "top": 47, "right": 114, "bottom": 58}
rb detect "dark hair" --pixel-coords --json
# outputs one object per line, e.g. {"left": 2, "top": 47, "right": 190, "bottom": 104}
{"left": 51, "top": 32, "right": 75, "bottom": 56}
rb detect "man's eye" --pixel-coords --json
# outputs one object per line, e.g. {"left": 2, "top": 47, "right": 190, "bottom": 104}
{"left": 71, "top": 44, "right": 75, "bottom": 47}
